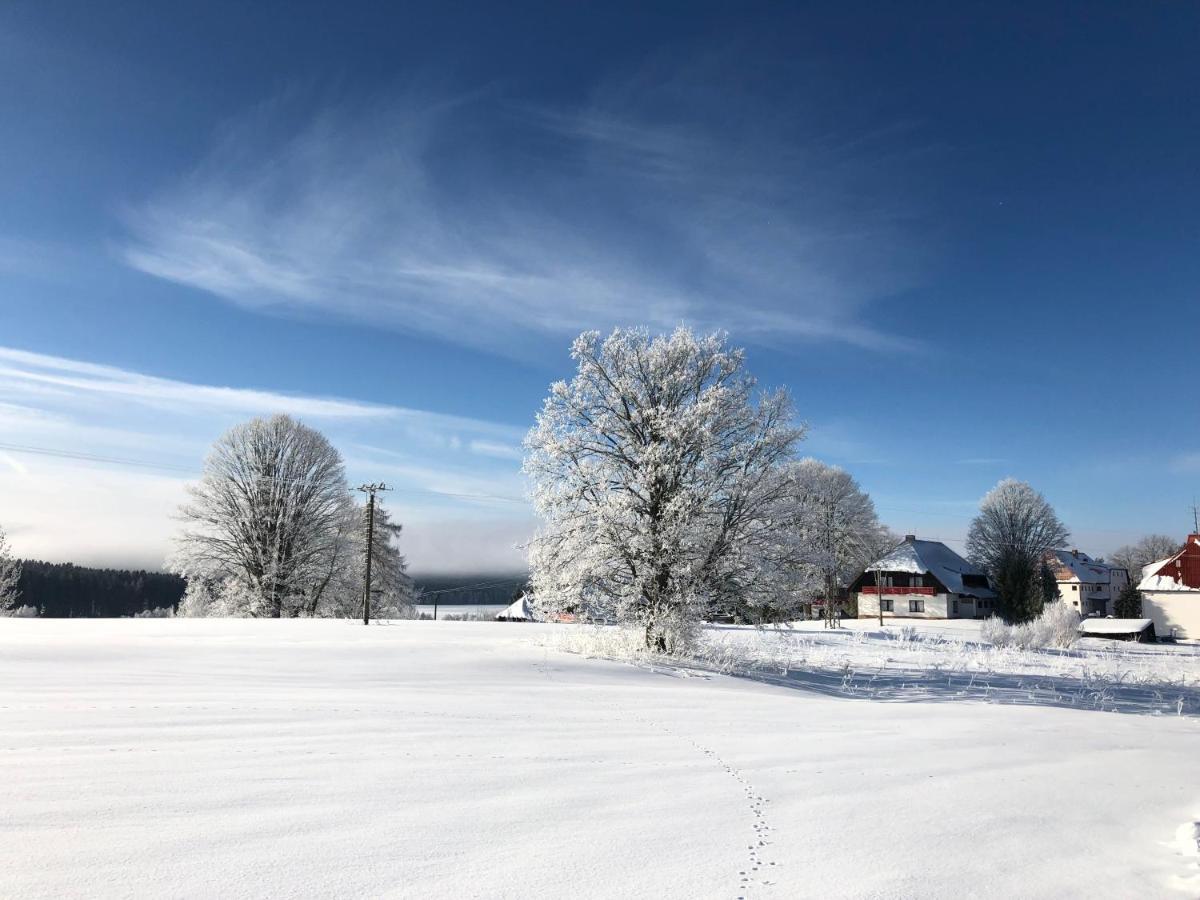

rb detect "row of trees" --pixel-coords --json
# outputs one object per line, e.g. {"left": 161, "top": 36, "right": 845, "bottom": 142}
{"left": 9, "top": 561, "right": 185, "bottom": 617}
{"left": 170, "top": 415, "right": 416, "bottom": 618}
{"left": 523, "top": 327, "right": 1184, "bottom": 648}
{"left": 525, "top": 328, "right": 893, "bottom": 651}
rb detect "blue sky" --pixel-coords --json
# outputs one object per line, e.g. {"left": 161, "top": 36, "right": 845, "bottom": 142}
{"left": 1, "top": 1, "right": 1198, "bottom": 572}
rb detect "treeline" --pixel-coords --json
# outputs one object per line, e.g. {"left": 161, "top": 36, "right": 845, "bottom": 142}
{"left": 17, "top": 561, "right": 186, "bottom": 618}
{"left": 12, "top": 561, "right": 527, "bottom": 617}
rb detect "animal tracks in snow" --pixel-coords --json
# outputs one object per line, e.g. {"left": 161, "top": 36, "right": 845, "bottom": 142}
{"left": 626, "top": 711, "right": 777, "bottom": 898}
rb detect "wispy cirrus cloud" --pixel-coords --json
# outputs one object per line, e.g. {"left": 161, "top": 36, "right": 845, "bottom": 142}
{"left": 120, "top": 51, "right": 936, "bottom": 355}
{"left": 0, "top": 347, "right": 393, "bottom": 420}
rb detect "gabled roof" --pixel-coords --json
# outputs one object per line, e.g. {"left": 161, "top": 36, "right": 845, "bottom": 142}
{"left": 495, "top": 595, "right": 537, "bottom": 621}
{"left": 864, "top": 537, "right": 996, "bottom": 599}
{"left": 1138, "top": 535, "right": 1200, "bottom": 593}
{"left": 1046, "top": 549, "right": 1119, "bottom": 584}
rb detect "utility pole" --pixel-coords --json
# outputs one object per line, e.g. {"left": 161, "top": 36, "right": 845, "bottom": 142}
{"left": 357, "top": 483, "right": 390, "bottom": 625}
{"left": 875, "top": 560, "right": 885, "bottom": 629}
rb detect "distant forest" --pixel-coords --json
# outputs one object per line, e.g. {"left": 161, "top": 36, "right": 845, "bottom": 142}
{"left": 16, "top": 561, "right": 187, "bottom": 618}
{"left": 12, "top": 561, "right": 528, "bottom": 617}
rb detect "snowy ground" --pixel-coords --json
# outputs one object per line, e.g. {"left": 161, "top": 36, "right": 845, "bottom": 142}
{"left": 2, "top": 619, "right": 1198, "bottom": 899}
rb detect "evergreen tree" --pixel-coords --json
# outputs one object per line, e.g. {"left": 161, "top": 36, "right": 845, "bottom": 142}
{"left": 1114, "top": 583, "right": 1143, "bottom": 618}
{"left": 1039, "top": 561, "right": 1060, "bottom": 610}
{"left": 992, "top": 553, "right": 1040, "bottom": 624}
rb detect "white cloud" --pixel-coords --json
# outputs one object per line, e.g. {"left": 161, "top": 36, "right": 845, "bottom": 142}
{"left": 120, "top": 63, "right": 933, "bottom": 355}
{"left": 0, "top": 347, "right": 393, "bottom": 420}
{"left": 0, "top": 346, "right": 532, "bottom": 571}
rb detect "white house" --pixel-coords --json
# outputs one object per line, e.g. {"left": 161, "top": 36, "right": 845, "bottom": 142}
{"left": 1138, "top": 534, "right": 1200, "bottom": 640}
{"left": 853, "top": 535, "right": 996, "bottom": 619}
{"left": 1044, "top": 549, "right": 1130, "bottom": 617}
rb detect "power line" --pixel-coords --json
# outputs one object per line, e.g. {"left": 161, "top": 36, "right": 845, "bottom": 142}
{"left": 0, "top": 440, "right": 528, "bottom": 506}
{"left": 417, "top": 576, "right": 528, "bottom": 598}
{"left": 0, "top": 441, "right": 197, "bottom": 474}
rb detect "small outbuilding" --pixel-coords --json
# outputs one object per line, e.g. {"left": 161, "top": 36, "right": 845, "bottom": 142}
{"left": 1076, "top": 618, "right": 1156, "bottom": 643}
{"left": 495, "top": 595, "right": 537, "bottom": 622}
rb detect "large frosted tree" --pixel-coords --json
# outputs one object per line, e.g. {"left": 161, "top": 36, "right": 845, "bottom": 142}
{"left": 313, "top": 501, "right": 418, "bottom": 619}
{"left": 966, "top": 479, "right": 1069, "bottom": 624}
{"left": 171, "top": 415, "right": 354, "bottom": 617}
{"left": 782, "top": 459, "right": 890, "bottom": 624}
{"left": 524, "top": 327, "right": 804, "bottom": 652}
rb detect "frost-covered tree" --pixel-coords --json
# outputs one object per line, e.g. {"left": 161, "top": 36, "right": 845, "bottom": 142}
{"left": 316, "top": 501, "right": 418, "bottom": 619}
{"left": 171, "top": 415, "right": 354, "bottom": 617}
{"left": 966, "top": 479, "right": 1069, "bottom": 624}
{"left": 0, "top": 525, "right": 23, "bottom": 612}
{"left": 1110, "top": 534, "right": 1183, "bottom": 582}
{"left": 525, "top": 327, "right": 804, "bottom": 652}
{"left": 781, "top": 459, "right": 889, "bottom": 624}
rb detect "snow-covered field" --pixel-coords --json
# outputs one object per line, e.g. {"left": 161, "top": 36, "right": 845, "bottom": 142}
{"left": 2, "top": 618, "right": 1198, "bottom": 899}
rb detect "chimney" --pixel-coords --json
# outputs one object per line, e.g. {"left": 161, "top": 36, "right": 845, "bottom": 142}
{"left": 904, "top": 534, "right": 916, "bottom": 542}
{"left": 1071, "top": 549, "right": 1078, "bottom": 558}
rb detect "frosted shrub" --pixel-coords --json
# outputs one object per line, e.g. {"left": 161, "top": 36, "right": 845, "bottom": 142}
{"left": 1, "top": 604, "right": 37, "bottom": 618}
{"left": 982, "top": 600, "right": 1080, "bottom": 649}
{"left": 134, "top": 607, "right": 175, "bottom": 618}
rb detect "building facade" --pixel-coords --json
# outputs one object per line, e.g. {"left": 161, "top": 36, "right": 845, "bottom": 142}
{"left": 1045, "top": 549, "right": 1130, "bottom": 617}
{"left": 1138, "top": 534, "right": 1200, "bottom": 640}
{"left": 852, "top": 535, "right": 997, "bottom": 620}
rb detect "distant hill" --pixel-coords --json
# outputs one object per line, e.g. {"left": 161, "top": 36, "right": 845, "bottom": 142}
{"left": 412, "top": 574, "right": 529, "bottom": 607}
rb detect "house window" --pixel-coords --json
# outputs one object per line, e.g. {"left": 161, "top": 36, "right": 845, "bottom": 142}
{"left": 909, "top": 599, "right": 925, "bottom": 613}
{"left": 880, "top": 599, "right": 894, "bottom": 612}
{"left": 952, "top": 599, "right": 959, "bottom": 615}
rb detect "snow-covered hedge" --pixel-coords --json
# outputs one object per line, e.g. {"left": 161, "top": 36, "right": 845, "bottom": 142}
{"left": 1, "top": 604, "right": 38, "bottom": 618}
{"left": 133, "top": 607, "right": 176, "bottom": 618}
{"left": 981, "top": 600, "right": 1080, "bottom": 649}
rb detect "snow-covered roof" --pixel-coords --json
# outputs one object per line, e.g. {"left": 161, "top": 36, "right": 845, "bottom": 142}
{"left": 1137, "top": 535, "right": 1200, "bottom": 593}
{"left": 1077, "top": 618, "right": 1154, "bottom": 635}
{"left": 1138, "top": 573, "right": 1200, "bottom": 593}
{"left": 1046, "top": 549, "right": 1117, "bottom": 584}
{"left": 867, "top": 538, "right": 996, "bottom": 599}
{"left": 495, "top": 596, "right": 537, "bottom": 621}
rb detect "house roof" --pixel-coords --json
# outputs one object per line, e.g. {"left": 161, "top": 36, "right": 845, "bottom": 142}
{"left": 866, "top": 537, "right": 996, "bottom": 599}
{"left": 1046, "top": 549, "right": 1119, "bottom": 584}
{"left": 1138, "top": 535, "right": 1200, "bottom": 593}
{"left": 495, "top": 595, "right": 537, "bottom": 621}
{"left": 1077, "top": 618, "right": 1154, "bottom": 635}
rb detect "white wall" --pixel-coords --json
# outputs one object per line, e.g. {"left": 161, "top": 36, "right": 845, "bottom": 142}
{"left": 857, "top": 592, "right": 949, "bottom": 619}
{"left": 1142, "top": 591, "right": 1200, "bottom": 640}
